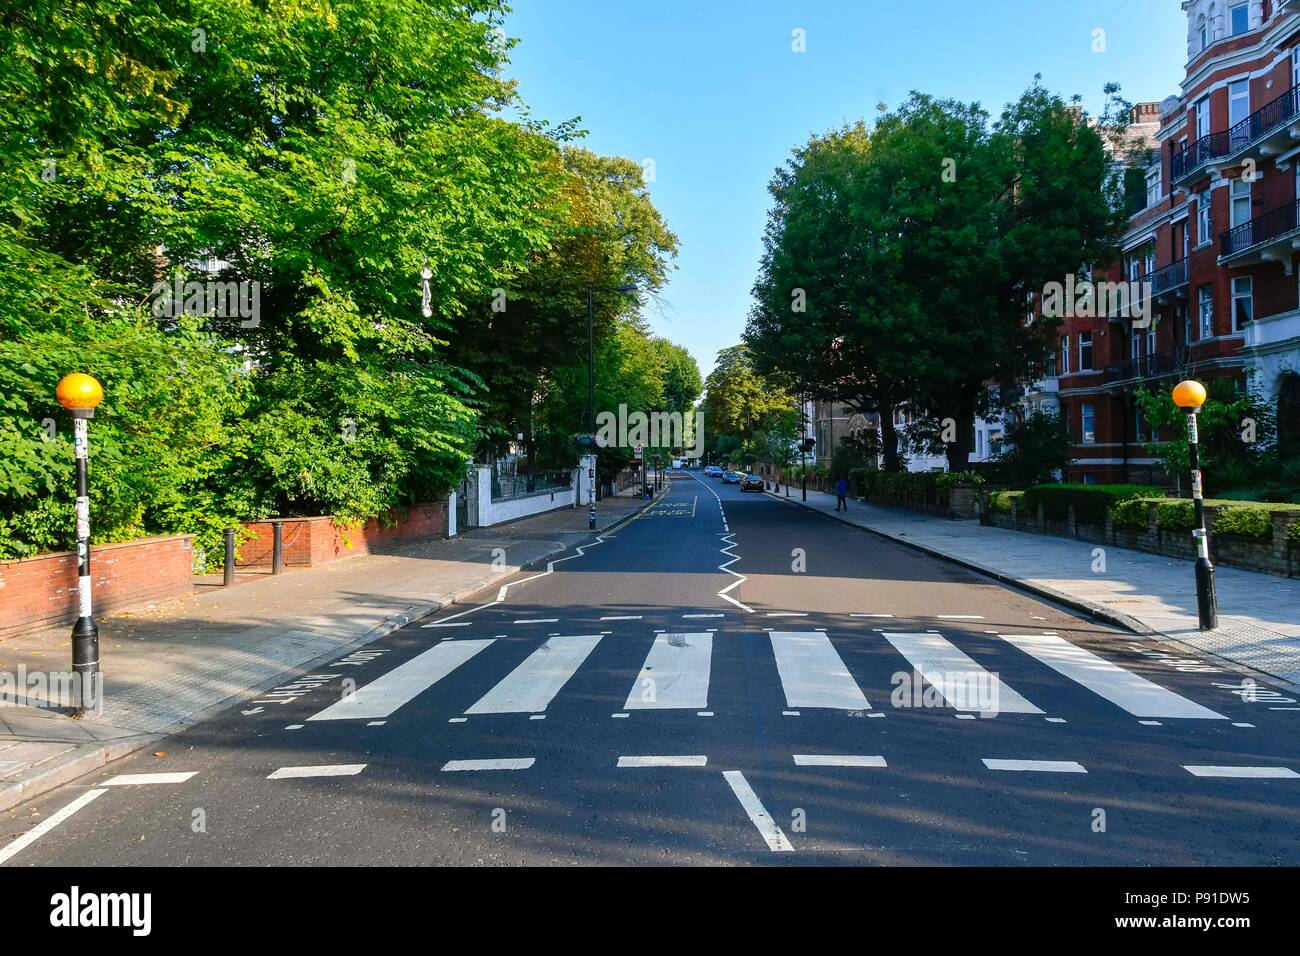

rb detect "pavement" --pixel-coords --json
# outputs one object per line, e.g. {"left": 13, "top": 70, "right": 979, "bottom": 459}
{"left": 767, "top": 484, "right": 1300, "bottom": 689}
{"left": 0, "top": 487, "right": 661, "bottom": 813}
{"left": 2, "top": 472, "right": 1297, "bottom": 866}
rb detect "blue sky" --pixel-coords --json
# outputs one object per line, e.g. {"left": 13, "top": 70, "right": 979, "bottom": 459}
{"left": 503, "top": 0, "right": 1189, "bottom": 378}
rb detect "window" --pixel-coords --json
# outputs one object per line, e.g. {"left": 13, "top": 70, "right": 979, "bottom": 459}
{"left": 1197, "top": 191, "right": 1212, "bottom": 246}
{"left": 1230, "top": 177, "right": 1251, "bottom": 227}
{"left": 1143, "top": 242, "right": 1156, "bottom": 276}
{"left": 1196, "top": 97, "right": 1211, "bottom": 139}
{"left": 1079, "top": 331, "right": 1094, "bottom": 371}
{"left": 1232, "top": 276, "right": 1253, "bottom": 330}
{"left": 1083, "top": 473, "right": 1099, "bottom": 486}
{"left": 1178, "top": 302, "right": 1191, "bottom": 345}
{"left": 1146, "top": 321, "right": 1157, "bottom": 356}
{"left": 1199, "top": 15, "right": 1209, "bottom": 52}
{"left": 1061, "top": 335, "right": 1071, "bottom": 375}
{"left": 1081, "top": 403, "right": 1096, "bottom": 444}
{"left": 1229, "top": 80, "right": 1251, "bottom": 149}
{"left": 1045, "top": 350, "right": 1058, "bottom": 378}
{"left": 1136, "top": 406, "right": 1148, "bottom": 442}
{"left": 1230, "top": 3, "right": 1249, "bottom": 36}
{"left": 1146, "top": 166, "right": 1161, "bottom": 207}
{"left": 1198, "top": 284, "right": 1215, "bottom": 339}
{"left": 1177, "top": 219, "right": 1189, "bottom": 259}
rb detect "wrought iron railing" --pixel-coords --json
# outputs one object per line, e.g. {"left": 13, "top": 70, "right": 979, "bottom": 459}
{"left": 1172, "top": 84, "right": 1299, "bottom": 180}
{"left": 1220, "top": 198, "right": 1300, "bottom": 257}
{"left": 1171, "top": 131, "right": 1229, "bottom": 180}
{"left": 491, "top": 470, "right": 572, "bottom": 501}
{"left": 1149, "top": 259, "right": 1188, "bottom": 295}
{"left": 1105, "top": 349, "right": 1184, "bottom": 384}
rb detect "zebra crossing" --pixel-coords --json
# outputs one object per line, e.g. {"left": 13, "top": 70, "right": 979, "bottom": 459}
{"left": 301, "top": 626, "right": 1231, "bottom": 725}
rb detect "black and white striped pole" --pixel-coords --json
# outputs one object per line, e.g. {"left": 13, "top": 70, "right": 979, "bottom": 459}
{"left": 1173, "top": 379, "right": 1218, "bottom": 631}
{"left": 57, "top": 373, "right": 105, "bottom": 716}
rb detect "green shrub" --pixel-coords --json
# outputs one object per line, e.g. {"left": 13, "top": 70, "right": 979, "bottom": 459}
{"left": 1111, "top": 498, "right": 1151, "bottom": 530}
{"left": 989, "top": 490, "right": 1024, "bottom": 513}
{"left": 1290, "top": 522, "right": 1300, "bottom": 544}
{"left": 1212, "top": 502, "right": 1300, "bottom": 539}
{"left": 1022, "top": 483, "right": 1164, "bottom": 526}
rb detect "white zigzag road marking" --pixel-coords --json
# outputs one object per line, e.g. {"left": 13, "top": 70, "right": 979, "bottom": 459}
{"left": 689, "top": 472, "right": 753, "bottom": 613}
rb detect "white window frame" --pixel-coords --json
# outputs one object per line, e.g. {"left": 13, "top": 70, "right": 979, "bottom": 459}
{"left": 1081, "top": 403, "right": 1096, "bottom": 445}
{"left": 1197, "top": 191, "right": 1212, "bottom": 247}
{"left": 1198, "top": 284, "right": 1215, "bottom": 340}
{"left": 1230, "top": 177, "right": 1251, "bottom": 227}
{"left": 1196, "top": 97, "right": 1211, "bottom": 139}
{"left": 1145, "top": 165, "right": 1161, "bottom": 207}
{"left": 1231, "top": 275, "right": 1253, "bottom": 331}
{"left": 1230, "top": 2, "right": 1249, "bottom": 36}
{"left": 1061, "top": 334, "right": 1071, "bottom": 375}
{"left": 1078, "top": 331, "right": 1094, "bottom": 371}
{"left": 1228, "top": 79, "right": 1250, "bottom": 127}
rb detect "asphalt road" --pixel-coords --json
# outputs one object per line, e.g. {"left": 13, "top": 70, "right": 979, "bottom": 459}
{"left": 3, "top": 472, "right": 1298, "bottom": 866}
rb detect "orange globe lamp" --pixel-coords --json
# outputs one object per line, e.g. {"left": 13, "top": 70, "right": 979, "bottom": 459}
{"left": 1171, "top": 379, "right": 1207, "bottom": 410}
{"left": 56, "top": 373, "right": 104, "bottom": 412}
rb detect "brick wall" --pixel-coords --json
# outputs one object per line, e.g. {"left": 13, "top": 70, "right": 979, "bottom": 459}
{"left": 0, "top": 535, "right": 195, "bottom": 638}
{"left": 238, "top": 501, "right": 448, "bottom": 569}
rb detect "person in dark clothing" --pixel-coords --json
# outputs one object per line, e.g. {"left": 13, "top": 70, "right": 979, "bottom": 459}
{"left": 835, "top": 477, "right": 848, "bottom": 512}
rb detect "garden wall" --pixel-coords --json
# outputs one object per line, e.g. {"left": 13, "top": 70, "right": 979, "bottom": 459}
{"left": 237, "top": 501, "right": 449, "bottom": 569}
{"left": 984, "top": 498, "right": 1299, "bottom": 577}
{"left": 0, "top": 534, "right": 195, "bottom": 638}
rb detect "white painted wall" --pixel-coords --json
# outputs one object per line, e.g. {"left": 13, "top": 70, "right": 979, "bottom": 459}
{"left": 463, "top": 465, "right": 579, "bottom": 529}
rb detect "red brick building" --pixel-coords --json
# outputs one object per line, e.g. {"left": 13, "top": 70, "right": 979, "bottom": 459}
{"left": 1050, "top": 0, "right": 1300, "bottom": 485}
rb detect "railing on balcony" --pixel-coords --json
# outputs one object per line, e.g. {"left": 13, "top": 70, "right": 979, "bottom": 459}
{"left": 1220, "top": 198, "right": 1300, "bottom": 258}
{"left": 1171, "top": 83, "right": 1300, "bottom": 181}
{"left": 1171, "top": 131, "right": 1229, "bottom": 181}
{"left": 1104, "top": 349, "right": 1184, "bottom": 384}
{"left": 1149, "top": 259, "right": 1188, "bottom": 295}
{"left": 1228, "top": 83, "right": 1300, "bottom": 151}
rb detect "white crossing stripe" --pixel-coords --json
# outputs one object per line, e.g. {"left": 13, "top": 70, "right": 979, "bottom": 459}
{"left": 0, "top": 789, "right": 107, "bottom": 866}
{"left": 617, "top": 755, "right": 708, "bottom": 767}
{"left": 769, "top": 632, "right": 871, "bottom": 710}
{"left": 882, "top": 632, "right": 1042, "bottom": 714}
{"left": 624, "top": 633, "right": 712, "bottom": 710}
{"left": 723, "top": 771, "right": 793, "bottom": 852}
{"left": 1000, "top": 634, "right": 1227, "bottom": 719}
{"left": 308, "top": 639, "right": 493, "bottom": 721}
{"left": 442, "top": 758, "right": 535, "bottom": 772}
{"left": 465, "top": 635, "right": 603, "bottom": 714}
{"left": 982, "top": 759, "right": 1087, "bottom": 773}
{"left": 793, "top": 755, "right": 887, "bottom": 768}
{"left": 1184, "top": 765, "right": 1299, "bottom": 779}
{"left": 267, "top": 764, "right": 366, "bottom": 779}
{"left": 103, "top": 772, "right": 198, "bottom": 786}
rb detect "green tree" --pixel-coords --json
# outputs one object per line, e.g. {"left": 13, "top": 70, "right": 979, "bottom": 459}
{"left": 701, "top": 345, "right": 794, "bottom": 460}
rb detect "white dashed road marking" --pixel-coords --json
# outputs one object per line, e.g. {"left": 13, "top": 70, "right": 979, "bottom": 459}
{"left": 1183, "top": 765, "right": 1299, "bottom": 779}
{"left": 793, "top": 755, "right": 887, "bottom": 768}
{"left": 982, "top": 759, "right": 1087, "bottom": 773}
{"left": 723, "top": 771, "right": 793, "bottom": 852}
{"left": 441, "top": 758, "right": 535, "bottom": 772}
{"left": 268, "top": 764, "right": 367, "bottom": 779}
{"left": 0, "top": 789, "right": 107, "bottom": 866}
{"left": 617, "top": 755, "right": 708, "bottom": 768}
{"left": 103, "top": 772, "right": 198, "bottom": 786}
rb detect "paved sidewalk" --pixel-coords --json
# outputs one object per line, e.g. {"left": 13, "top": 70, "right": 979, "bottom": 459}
{"left": 0, "top": 487, "right": 661, "bottom": 812}
{"left": 769, "top": 484, "right": 1300, "bottom": 689}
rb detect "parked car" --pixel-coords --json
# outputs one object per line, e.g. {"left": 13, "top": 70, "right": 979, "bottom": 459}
{"left": 722, "top": 471, "right": 741, "bottom": 484}
{"left": 741, "top": 474, "right": 764, "bottom": 492}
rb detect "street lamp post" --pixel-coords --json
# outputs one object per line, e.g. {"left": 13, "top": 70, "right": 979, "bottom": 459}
{"left": 57, "top": 373, "right": 104, "bottom": 717}
{"left": 582, "top": 283, "right": 639, "bottom": 529}
{"left": 1173, "top": 379, "right": 1218, "bottom": 631}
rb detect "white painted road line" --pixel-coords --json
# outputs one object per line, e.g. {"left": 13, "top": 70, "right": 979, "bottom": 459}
{"left": 442, "top": 758, "right": 536, "bottom": 772}
{"left": 1000, "top": 633, "right": 1227, "bottom": 720}
{"left": 103, "top": 772, "right": 199, "bottom": 786}
{"left": 1183, "top": 765, "right": 1299, "bottom": 779}
{"left": 936, "top": 615, "right": 985, "bottom": 620}
{"left": 308, "top": 639, "right": 493, "bottom": 721}
{"left": 465, "top": 634, "right": 603, "bottom": 714}
{"left": 723, "top": 771, "right": 793, "bottom": 852}
{"left": 617, "top": 755, "right": 708, "bottom": 768}
{"left": 881, "top": 632, "right": 1042, "bottom": 715}
{"left": 0, "top": 789, "right": 107, "bottom": 866}
{"left": 769, "top": 632, "right": 872, "bottom": 710}
{"left": 683, "top": 613, "right": 724, "bottom": 619}
{"left": 267, "top": 764, "right": 367, "bottom": 779}
{"left": 982, "top": 759, "right": 1087, "bottom": 773}
{"left": 513, "top": 618, "right": 559, "bottom": 624}
{"left": 793, "top": 755, "right": 887, "bottom": 768}
{"left": 422, "top": 621, "right": 472, "bottom": 628}
{"left": 601, "top": 615, "right": 643, "bottom": 621}
{"left": 851, "top": 613, "right": 895, "bottom": 618}
{"left": 767, "top": 612, "right": 807, "bottom": 618}
{"left": 624, "top": 633, "right": 712, "bottom": 710}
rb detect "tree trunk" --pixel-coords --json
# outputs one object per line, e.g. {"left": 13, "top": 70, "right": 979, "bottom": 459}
{"left": 945, "top": 406, "right": 975, "bottom": 474}
{"left": 879, "top": 400, "right": 901, "bottom": 472}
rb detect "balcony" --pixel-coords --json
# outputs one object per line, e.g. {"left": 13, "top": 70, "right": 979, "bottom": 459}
{"left": 1104, "top": 349, "right": 1185, "bottom": 386}
{"left": 1149, "top": 259, "right": 1189, "bottom": 301}
{"left": 1219, "top": 197, "right": 1300, "bottom": 268}
{"left": 1171, "top": 84, "right": 1300, "bottom": 187}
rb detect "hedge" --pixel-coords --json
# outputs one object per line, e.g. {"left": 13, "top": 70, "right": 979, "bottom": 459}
{"left": 860, "top": 470, "right": 944, "bottom": 500}
{"left": 1112, "top": 498, "right": 1300, "bottom": 538}
{"left": 1021, "top": 484, "right": 1164, "bottom": 526}
{"left": 989, "top": 490, "right": 1024, "bottom": 513}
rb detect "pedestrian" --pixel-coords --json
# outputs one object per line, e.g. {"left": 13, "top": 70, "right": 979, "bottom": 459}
{"left": 835, "top": 476, "right": 848, "bottom": 512}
